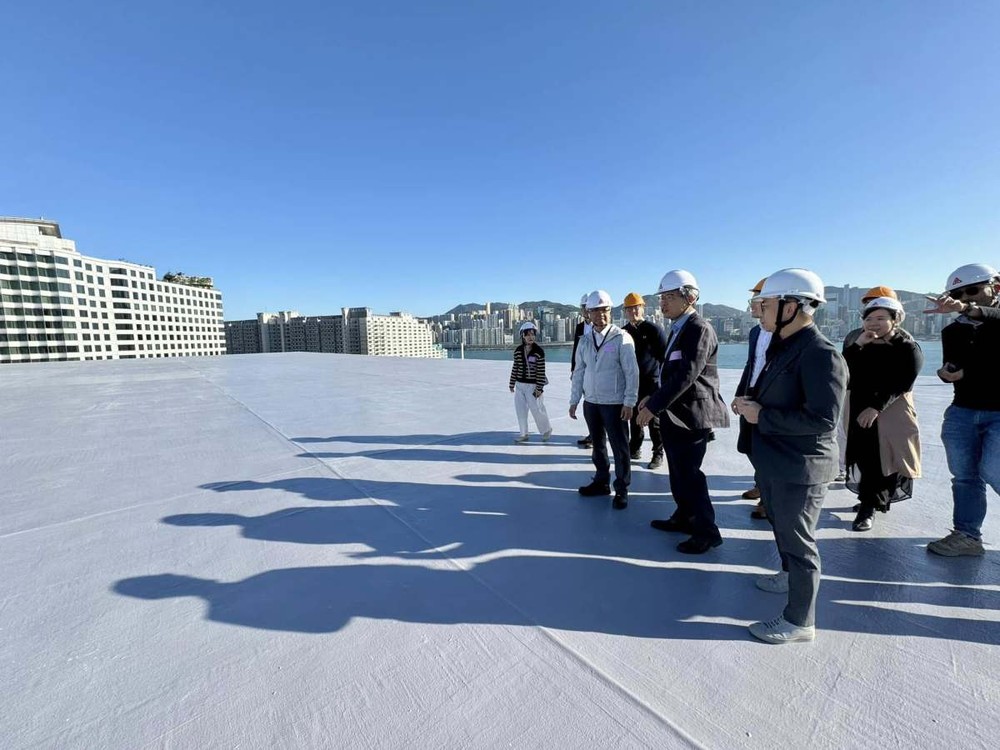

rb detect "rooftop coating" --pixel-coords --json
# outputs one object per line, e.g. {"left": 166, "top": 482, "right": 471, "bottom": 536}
{"left": 2, "top": 353, "right": 998, "bottom": 748}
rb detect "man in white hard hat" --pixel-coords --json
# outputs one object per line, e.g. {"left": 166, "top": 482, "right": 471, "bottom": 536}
{"left": 571, "top": 293, "right": 593, "bottom": 449}
{"left": 924, "top": 263, "right": 1000, "bottom": 557}
{"left": 637, "top": 270, "right": 730, "bottom": 554}
{"left": 733, "top": 268, "right": 847, "bottom": 644}
{"left": 570, "top": 290, "right": 640, "bottom": 509}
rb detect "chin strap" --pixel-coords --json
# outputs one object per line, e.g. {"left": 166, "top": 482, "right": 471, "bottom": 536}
{"left": 773, "top": 297, "right": 803, "bottom": 338}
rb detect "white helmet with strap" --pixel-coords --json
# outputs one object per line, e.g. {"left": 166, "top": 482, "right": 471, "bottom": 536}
{"left": 863, "top": 296, "right": 905, "bottom": 320}
{"left": 656, "top": 269, "right": 699, "bottom": 296}
{"left": 945, "top": 263, "right": 999, "bottom": 293}
{"left": 586, "top": 290, "right": 613, "bottom": 309}
{"left": 758, "top": 268, "right": 827, "bottom": 305}
{"left": 518, "top": 321, "right": 537, "bottom": 335}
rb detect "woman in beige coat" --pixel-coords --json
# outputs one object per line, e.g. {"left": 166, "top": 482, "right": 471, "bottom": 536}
{"left": 843, "top": 297, "right": 922, "bottom": 531}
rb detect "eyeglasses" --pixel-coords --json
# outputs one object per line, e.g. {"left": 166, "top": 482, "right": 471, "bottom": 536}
{"left": 952, "top": 284, "right": 985, "bottom": 299}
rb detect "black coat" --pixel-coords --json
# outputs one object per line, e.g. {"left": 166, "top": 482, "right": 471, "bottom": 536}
{"left": 623, "top": 319, "right": 668, "bottom": 397}
{"left": 735, "top": 324, "right": 761, "bottom": 455}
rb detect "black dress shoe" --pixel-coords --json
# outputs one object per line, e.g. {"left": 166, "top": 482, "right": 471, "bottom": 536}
{"left": 577, "top": 436, "right": 593, "bottom": 448}
{"left": 578, "top": 481, "right": 611, "bottom": 497}
{"left": 676, "top": 536, "right": 723, "bottom": 554}
{"left": 650, "top": 517, "right": 692, "bottom": 534}
{"left": 630, "top": 450, "right": 641, "bottom": 460}
{"left": 647, "top": 452, "right": 663, "bottom": 470}
{"left": 612, "top": 492, "right": 628, "bottom": 509}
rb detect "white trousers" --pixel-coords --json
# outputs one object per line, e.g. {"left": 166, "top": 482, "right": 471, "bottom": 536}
{"left": 513, "top": 381, "right": 552, "bottom": 436}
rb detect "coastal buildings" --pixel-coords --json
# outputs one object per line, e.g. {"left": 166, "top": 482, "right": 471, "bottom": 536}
{"left": 0, "top": 217, "right": 224, "bottom": 364}
{"left": 225, "top": 307, "right": 445, "bottom": 358}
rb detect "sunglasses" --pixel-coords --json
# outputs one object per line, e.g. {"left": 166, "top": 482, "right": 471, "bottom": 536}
{"left": 522, "top": 330, "right": 536, "bottom": 335}
{"left": 952, "top": 284, "right": 985, "bottom": 299}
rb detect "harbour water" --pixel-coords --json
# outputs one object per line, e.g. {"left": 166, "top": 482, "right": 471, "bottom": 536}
{"left": 449, "top": 340, "right": 944, "bottom": 377}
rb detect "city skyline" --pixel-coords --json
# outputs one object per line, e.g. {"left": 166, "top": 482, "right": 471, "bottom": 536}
{"left": 2, "top": 3, "right": 997, "bottom": 321}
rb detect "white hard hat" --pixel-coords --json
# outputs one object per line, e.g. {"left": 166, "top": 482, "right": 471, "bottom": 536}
{"left": 657, "top": 269, "right": 699, "bottom": 295}
{"left": 518, "top": 321, "right": 537, "bottom": 334}
{"left": 586, "top": 290, "right": 613, "bottom": 309}
{"left": 945, "top": 263, "right": 999, "bottom": 293}
{"left": 758, "top": 268, "right": 827, "bottom": 304}
{"left": 580, "top": 293, "right": 589, "bottom": 306}
{"left": 863, "top": 296, "right": 904, "bottom": 319}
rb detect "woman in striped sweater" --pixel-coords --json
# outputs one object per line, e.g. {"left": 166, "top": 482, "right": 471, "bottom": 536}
{"left": 509, "top": 321, "right": 553, "bottom": 443}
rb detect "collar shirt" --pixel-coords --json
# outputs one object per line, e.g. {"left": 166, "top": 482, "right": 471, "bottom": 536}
{"left": 593, "top": 323, "right": 612, "bottom": 347}
{"left": 750, "top": 329, "right": 773, "bottom": 387}
{"left": 664, "top": 313, "right": 693, "bottom": 357}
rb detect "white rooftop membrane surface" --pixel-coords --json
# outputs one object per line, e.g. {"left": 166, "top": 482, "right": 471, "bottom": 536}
{"left": 2, "top": 353, "right": 998, "bottom": 749}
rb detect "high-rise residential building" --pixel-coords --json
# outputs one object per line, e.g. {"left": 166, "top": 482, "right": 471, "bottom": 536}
{"left": 225, "top": 307, "right": 445, "bottom": 358}
{"left": 1, "top": 217, "right": 225, "bottom": 364}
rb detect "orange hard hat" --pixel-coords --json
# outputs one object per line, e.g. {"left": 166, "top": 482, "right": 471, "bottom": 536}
{"left": 623, "top": 292, "right": 645, "bottom": 307}
{"left": 750, "top": 278, "right": 768, "bottom": 294}
{"left": 862, "top": 285, "right": 897, "bottom": 302}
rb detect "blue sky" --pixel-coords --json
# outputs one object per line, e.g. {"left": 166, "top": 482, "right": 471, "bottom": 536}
{"left": 3, "top": 1, "right": 998, "bottom": 319}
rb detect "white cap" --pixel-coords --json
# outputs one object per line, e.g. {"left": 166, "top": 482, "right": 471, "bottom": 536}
{"left": 586, "top": 290, "right": 613, "bottom": 309}
{"left": 945, "top": 263, "right": 999, "bottom": 293}
{"left": 657, "top": 270, "right": 699, "bottom": 295}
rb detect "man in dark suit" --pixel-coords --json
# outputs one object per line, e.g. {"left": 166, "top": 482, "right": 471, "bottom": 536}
{"left": 637, "top": 270, "right": 730, "bottom": 555}
{"left": 734, "top": 268, "right": 847, "bottom": 644}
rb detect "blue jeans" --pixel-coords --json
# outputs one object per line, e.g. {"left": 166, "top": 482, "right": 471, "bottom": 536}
{"left": 941, "top": 405, "right": 1000, "bottom": 540}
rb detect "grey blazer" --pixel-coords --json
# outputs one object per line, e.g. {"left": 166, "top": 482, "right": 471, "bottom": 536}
{"left": 645, "top": 313, "right": 730, "bottom": 432}
{"left": 751, "top": 325, "right": 848, "bottom": 485}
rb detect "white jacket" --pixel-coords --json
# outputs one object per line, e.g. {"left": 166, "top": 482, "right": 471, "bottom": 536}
{"left": 570, "top": 325, "right": 639, "bottom": 407}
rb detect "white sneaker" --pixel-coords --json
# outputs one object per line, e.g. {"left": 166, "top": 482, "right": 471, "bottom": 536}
{"left": 749, "top": 615, "right": 815, "bottom": 644}
{"left": 755, "top": 571, "right": 789, "bottom": 593}
{"left": 541, "top": 430, "right": 553, "bottom": 442}
{"left": 513, "top": 434, "right": 529, "bottom": 444}
{"left": 928, "top": 530, "right": 985, "bottom": 557}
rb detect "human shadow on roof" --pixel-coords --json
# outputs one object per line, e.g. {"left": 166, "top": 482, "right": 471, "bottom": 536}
{"left": 292, "top": 432, "right": 513, "bottom": 446}
{"left": 113, "top": 556, "right": 758, "bottom": 640}
{"left": 113, "top": 549, "right": 1000, "bottom": 644}
{"left": 454, "top": 470, "right": 756, "bottom": 496}
{"left": 298, "top": 448, "right": 591, "bottom": 465}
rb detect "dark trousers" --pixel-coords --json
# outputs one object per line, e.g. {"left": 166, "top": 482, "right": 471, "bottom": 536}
{"left": 756, "top": 476, "right": 826, "bottom": 627}
{"left": 660, "top": 424, "right": 719, "bottom": 541}
{"left": 583, "top": 401, "right": 631, "bottom": 495}
{"left": 628, "top": 410, "right": 662, "bottom": 454}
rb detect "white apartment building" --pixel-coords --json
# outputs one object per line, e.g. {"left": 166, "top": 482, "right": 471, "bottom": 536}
{"left": 0, "top": 217, "right": 225, "bottom": 364}
{"left": 225, "top": 307, "right": 445, "bottom": 358}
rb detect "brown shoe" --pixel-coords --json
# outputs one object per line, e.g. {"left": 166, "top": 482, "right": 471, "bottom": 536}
{"left": 750, "top": 501, "right": 767, "bottom": 520}
{"left": 742, "top": 486, "right": 761, "bottom": 500}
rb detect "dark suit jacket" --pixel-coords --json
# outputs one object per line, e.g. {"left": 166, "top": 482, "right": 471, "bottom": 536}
{"left": 735, "top": 325, "right": 761, "bottom": 455}
{"left": 624, "top": 318, "right": 669, "bottom": 397}
{"left": 751, "top": 325, "right": 848, "bottom": 485}
{"left": 571, "top": 320, "right": 586, "bottom": 374}
{"left": 645, "top": 313, "right": 730, "bottom": 432}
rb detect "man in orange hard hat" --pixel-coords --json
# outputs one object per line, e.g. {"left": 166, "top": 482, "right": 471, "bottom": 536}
{"left": 622, "top": 292, "right": 669, "bottom": 469}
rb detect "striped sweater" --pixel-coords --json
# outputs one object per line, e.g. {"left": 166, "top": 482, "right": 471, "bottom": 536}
{"left": 509, "top": 344, "right": 547, "bottom": 391}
